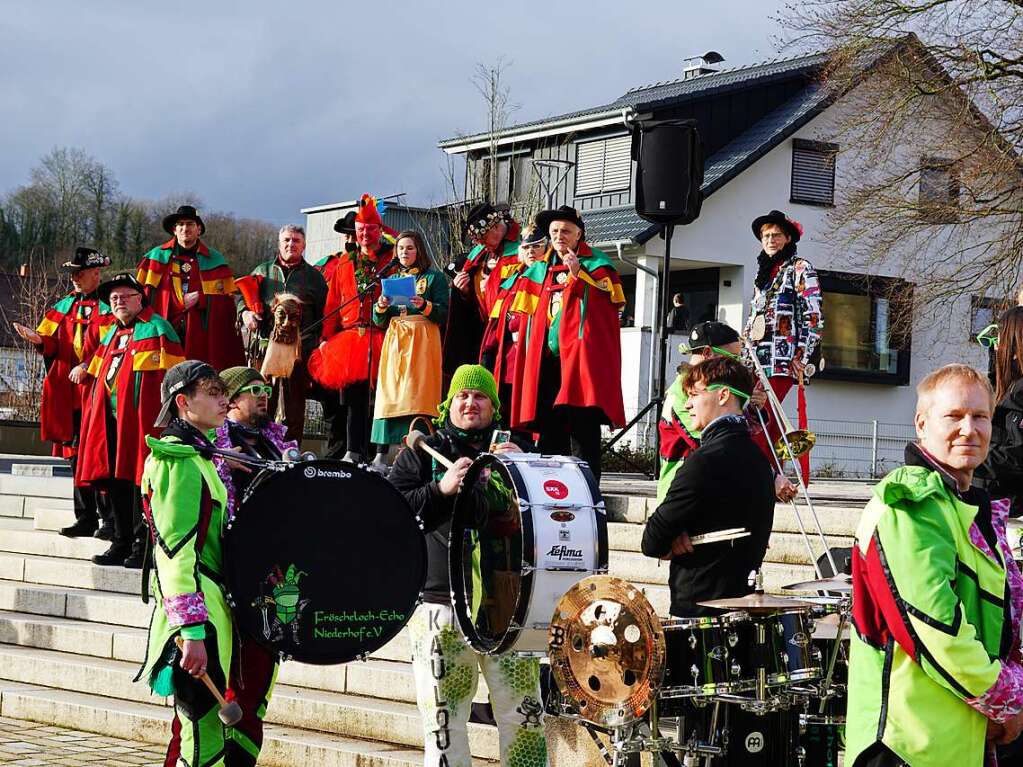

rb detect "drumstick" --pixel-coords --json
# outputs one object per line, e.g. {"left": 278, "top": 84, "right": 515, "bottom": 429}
{"left": 173, "top": 636, "right": 242, "bottom": 726}
{"left": 689, "top": 528, "right": 751, "bottom": 546}
{"left": 405, "top": 430, "right": 455, "bottom": 469}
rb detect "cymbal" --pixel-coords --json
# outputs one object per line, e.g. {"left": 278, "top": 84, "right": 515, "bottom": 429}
{"left": 782, "top": 574, "right": 853, "bottom": 593}
{"left": 697, "top": 592, "right": 817, "bottom": 613}
{"left": 547, "top": 575, "right": 665, "bottom": 728}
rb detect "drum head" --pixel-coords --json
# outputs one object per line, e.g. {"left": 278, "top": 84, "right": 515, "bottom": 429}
{"left": 448, "top": 454, "right": 525, "bottom": 654}
{"left": 224, "top": 460, "right": 425, "bottom": 665}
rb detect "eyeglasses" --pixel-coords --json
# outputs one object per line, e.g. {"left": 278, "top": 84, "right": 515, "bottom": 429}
{"left": 976, "top": 323, "right": 999, "bottom": 350}
{"left": 239, "top": 384, "right": 272, "bottom": 397}
{"left": 522, "top": 241, "right": 547, "bottom": 251}
{"left": 761, "top": 232, "right": 787, "bottom": 241}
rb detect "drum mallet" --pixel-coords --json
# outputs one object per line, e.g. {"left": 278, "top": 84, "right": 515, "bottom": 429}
{"left": 405, "top": 430, "right": 455, "bottom": 469}
{"left": 173, "top": 636, "right": 243, "bottom": 726}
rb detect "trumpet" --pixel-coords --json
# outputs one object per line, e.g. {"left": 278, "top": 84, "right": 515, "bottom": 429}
{"left": 741, "top": 337, "right": 816, "bottom": 460}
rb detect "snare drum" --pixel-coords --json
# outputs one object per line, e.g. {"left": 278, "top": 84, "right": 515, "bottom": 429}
{"left": 449, "top": 453, "right": 608, "bottom": 654}
{"left": 660, "top": 613, "right": 755, "bottom": 697}
{"left": 765, "top": 610, "right": 821, "bottom": 686}
{"left": 224, "top": 460, "right": 426, "bottom": 664}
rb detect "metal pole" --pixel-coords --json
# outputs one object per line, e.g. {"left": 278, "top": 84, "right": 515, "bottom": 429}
{"left": 871, "top": 419, "right": 879, "bottom": 477}
{"left": 653, "top": 225, "right": 675, "bottom": 472}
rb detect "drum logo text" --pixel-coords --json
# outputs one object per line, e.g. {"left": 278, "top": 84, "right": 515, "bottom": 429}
{"left": 543, "top": 480, "right": 570, "bottom": 500}
{"left": 546, "top": 544, "right": 584, "bottom": 561}
{"left": 549, "top": 510, "right": 575, "bottom": 523}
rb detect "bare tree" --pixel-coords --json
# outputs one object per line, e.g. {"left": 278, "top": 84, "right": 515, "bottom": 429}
{"left": 469, "top": 59, "right": 519, "bottom": 203}
{"left": 780, "top": 4, "right": 1023, "bottom": 320}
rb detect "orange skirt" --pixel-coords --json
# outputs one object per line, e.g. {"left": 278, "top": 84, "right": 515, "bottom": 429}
{"left": 308, "top": 327, "right": 384, "bottom": 390}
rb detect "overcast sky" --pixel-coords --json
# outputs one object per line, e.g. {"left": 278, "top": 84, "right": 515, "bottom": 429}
{"left": 2, "top": 0, "right": 788, "bottom": 224}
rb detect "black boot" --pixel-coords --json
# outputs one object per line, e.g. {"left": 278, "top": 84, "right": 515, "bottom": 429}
{"left": 94, "top": 521, "right": 115, "bottom": 541}
{"left": 60, "top": 518, "right": 98, "bottom": 538}
{"left": 122, "top": 538, "right": 146, "bottom": 570}
{"left": 92, "top": 542, "right": 131, "bottom": 566}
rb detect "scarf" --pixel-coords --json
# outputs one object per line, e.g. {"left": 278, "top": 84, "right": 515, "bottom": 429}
{"left": 754, "top": 241, "right": 798, "bottom": 291}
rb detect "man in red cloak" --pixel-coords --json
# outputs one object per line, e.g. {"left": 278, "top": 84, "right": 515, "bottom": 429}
{"left": 308, "top": 194, "right": 396, "bottom": 463}
{"left": 77, "top": 273, "right": 184, "bottom": 567}
{"left": 136, "top": 205, "right": 244, "bottom": 370}
{"left": 501, "top": 206, "right": 626, "bottom": 478}
{"left": 12, "top": 247, "right": 114, "bottom": 538}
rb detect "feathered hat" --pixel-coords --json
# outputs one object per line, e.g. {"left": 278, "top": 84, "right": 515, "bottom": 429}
{"left": 354, "top": 194, "right": 385, "bottom": 227}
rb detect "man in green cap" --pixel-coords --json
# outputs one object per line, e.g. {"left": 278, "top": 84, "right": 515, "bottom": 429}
{"left": 135, "top": 360, "right": 234, "bottom": 766}
{"left": 388, "top": 364, "right": 548, "bottom": 767}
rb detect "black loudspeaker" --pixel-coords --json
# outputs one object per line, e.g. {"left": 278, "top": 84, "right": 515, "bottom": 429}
{"left": 632, "top": 119, "right": 704, "bottom": 225}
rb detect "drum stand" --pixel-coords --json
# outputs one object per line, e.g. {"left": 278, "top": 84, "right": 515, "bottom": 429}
{"left": 812, "top": 608, "right": 848, "bottom": 718}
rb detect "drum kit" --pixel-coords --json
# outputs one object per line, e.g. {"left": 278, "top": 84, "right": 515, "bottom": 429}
{"left": 546, "top": 573, "right": 851, "bottom": 766}
{"left": 211, "top": 431, "right": 850, "bottom": 766}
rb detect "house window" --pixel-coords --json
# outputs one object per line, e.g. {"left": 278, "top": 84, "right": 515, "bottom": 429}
{"left": 919, "top": 158, "right": 960, "bottom": 222}
{"left": 468, "top": 151, "right": 529, "bottom": 205}
{"left": 790, "top": 139, "right": 837, "bottom": 207}
{"left": 574, "top": 135, "right": 632, "bottom": 197}
{"left": 816, "top": 271, "right": 912, "bottom": 385}
{"left": 970, "top": 295, "right": 1010, "bottom": 341}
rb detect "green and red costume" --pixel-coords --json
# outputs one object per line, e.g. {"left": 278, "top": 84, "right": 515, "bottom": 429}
{"left": 137, "top": 238, "right": 244, "bottom": 370}
{"left": 498, "top": 242, "right": 626, "bottom": 430}
{"left": 847, "top": 445, "right": 1023, "bottom": 767}
{"left": 137, "top": 428, "right": 232, "bottom": 767}
{"left": 443, "top": 222, "right": 521, "bottom": 377}
{"left": 77, "top": 308, "right": 185, "bottom": 487}
{"left": 34, "top": 291, "right": 112, "bottom": 456}
{"left": 656, "top": 374, "right": 700, "bottom": 502}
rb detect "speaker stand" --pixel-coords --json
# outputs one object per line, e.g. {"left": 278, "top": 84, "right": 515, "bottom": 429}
{"left": 602, "top": 223, "right": 675, "bottom": 479}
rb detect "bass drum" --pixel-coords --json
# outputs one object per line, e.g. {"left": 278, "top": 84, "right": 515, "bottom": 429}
{"left": 224, "top": 460, "right": 426, "bottom": 665}
{"left": 449, "top": 453, "right": 608, "bottom": 654}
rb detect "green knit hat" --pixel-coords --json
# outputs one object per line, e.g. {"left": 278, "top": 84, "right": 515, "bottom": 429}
{"left": 436, "top": 364, "right": 501, "bottom": 424}
{"left": 220, "top": 366, "right": 265, "bottom": 402}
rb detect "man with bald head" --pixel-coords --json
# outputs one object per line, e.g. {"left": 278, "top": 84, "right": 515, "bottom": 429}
{"left": 847, "top": 364, "right": 1023, "bottom": 766}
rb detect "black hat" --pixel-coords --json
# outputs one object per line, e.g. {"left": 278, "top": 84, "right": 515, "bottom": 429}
{"left": 97, "top": 272, "right": 147, "bottom": 307}
{"left": 61, "top": 246, "right": 110, "bottom": 272}
{"left": 162, "top": 205, "right": 206, "bottom": 236}
{"left": 463, "top": 202, "right": 514, "bottom": 241}
{"left": 684, "top": 321, "right": 740, "bottom": 352}
{"left": 333, "top": 210, "right": 357, "bottom": 235}
{"left": 520, "top": 221, "right": 547, "bottom": 246}
{"left": 751, "top": 210, "right": 801, "bottom": 243}
{"left": 155, "top": 360, "right": 221, "bottom": 428}
{"left": 536, "top": 205, "right": 585, "bottom": 237}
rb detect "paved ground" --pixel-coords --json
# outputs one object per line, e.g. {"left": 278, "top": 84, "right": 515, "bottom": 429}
{"left": 0, "top": 716, "right": 163, "bottom": 765}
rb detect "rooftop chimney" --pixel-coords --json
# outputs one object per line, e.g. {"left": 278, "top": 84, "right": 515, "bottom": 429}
{"left": 682, "top": 51, "right": 725, "bottom": 79}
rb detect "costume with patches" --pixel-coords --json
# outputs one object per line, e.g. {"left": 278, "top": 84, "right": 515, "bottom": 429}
{"left": 137, "top": 422, "right": 232, "bottom": 767}
{"left": 137, "top": 238, "right": 244, "bottom": 370}
{"left": 846, "top": 444, "right": 1023, "bottom": 767}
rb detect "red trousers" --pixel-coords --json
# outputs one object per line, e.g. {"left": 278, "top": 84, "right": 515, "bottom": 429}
{"left": 750, "top": 376, "right": 794, "bottom": 468}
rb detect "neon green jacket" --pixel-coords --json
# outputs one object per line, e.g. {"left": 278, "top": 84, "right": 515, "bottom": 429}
{"left": 136, "top": 434, "right": 231, "bottom": 691}
{"left": 846, "top": 460, "right": 1023, "bottom": 766}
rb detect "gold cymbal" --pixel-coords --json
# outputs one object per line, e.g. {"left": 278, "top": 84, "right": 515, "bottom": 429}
{"left": 782, "top": 574, "right": 853, "bottom": 594}
{"left": 696, "top": 592, "right": 817, "bottom": 613}
{"left": 548, "top": 575, "right": 664, "bottom": 728}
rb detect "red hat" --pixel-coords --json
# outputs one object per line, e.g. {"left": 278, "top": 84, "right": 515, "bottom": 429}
{"left": 354, "top": 194, "right": 383, "bottom": 226}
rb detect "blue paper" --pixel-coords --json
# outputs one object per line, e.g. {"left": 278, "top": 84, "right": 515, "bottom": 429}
{"left": 382, "top": 275, "right": 416, "bottom": 306}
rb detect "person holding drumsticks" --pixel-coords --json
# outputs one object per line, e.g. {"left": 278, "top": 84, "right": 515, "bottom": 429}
{"left": 642, "top": 356, "right": 775, "bottom": 617}
{"left": 388, "top": 364, "right": 548, "bottom": 767}
{"left": 136, "top": 361, "right": 235, "bottom": 767}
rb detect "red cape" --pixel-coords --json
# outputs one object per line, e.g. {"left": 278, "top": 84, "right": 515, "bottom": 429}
{"left": 137, "top": 239, "right": 244, "bottom": 370}
{"left": 77, "top": 307, "right": 185, "bottom": 486}
{"left": 508, "top": 243, "right": 626, "bottom": 429}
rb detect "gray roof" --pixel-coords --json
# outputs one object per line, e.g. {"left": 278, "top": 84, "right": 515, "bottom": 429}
{"left": 439, "top": 51, "right": 828, "bottom": 147}
{"left": 585, "top": 82, "right": 831, "bottom": 245}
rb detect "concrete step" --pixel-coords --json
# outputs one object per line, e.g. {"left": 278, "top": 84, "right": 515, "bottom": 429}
{"left": 0, "top": 551, "right": 142, "bottom": 595}
{"left": 0, "top": 518, "right": 108, "bottom": 560}
{"left": 0, "top": 680, "right": 497, "bottom": 766}
{"left": 0, "top": 644, "right": 499, "bottom": 759}
{"left": 773, "top": 504, "right": 861, "bottom": 537}
{"left": 0, "top": 577, "right": 158, "bottom": 628}
{"left": 0, "top": 473, "right": 72, "bottom": 499}
{"left": 0, "top": 609, "right": 489, "bottom": 705}
{"left": 608, "top": 549, "right": 815, "bottom": 589}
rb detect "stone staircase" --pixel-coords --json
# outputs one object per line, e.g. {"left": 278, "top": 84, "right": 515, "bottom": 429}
{"left": 0, "top": 464, "right": 870, "bottom": 765}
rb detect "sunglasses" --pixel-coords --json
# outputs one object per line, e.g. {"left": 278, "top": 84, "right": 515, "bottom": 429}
{"left": 976, "top": 323, "right": 999, "bottom": 349}
{"left": 240, "top": 384, "right": 272, "bottom": 397}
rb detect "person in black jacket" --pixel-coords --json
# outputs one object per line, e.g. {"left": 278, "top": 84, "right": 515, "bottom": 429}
{"left": 388, "top": 364, "right": 547, "bottom": 767}
{"left": 975, "top": 306, "right": 1023, "bottom": 517}
{"left": 641, "top": 356, "right": 775, "bottom": 616}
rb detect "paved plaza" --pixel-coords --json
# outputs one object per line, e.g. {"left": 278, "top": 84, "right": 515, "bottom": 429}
{"left": 0, "top": 716, "right": 163, "bottom": 766}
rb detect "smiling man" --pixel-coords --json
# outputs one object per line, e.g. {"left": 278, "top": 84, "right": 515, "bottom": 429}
{"left": 847, "top": 364, "right": 1023, "bottom": 767}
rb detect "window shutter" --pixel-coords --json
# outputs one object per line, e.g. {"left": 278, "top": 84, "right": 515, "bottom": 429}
{"left": 602, "top": 136, "right": 632, "bottom": 192}
{"left": 791, "top": 139, "right": 837, "bottom": 206}
{"left": 575, "top": 135, "right": 632, "bottom": 196}
{"left": 575, "top": 142, "right": 605, "bottom": 196}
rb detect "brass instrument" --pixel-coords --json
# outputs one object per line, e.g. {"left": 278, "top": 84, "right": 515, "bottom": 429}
{"left": 742, "top": 337, "right": 816, "bottom": 459}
